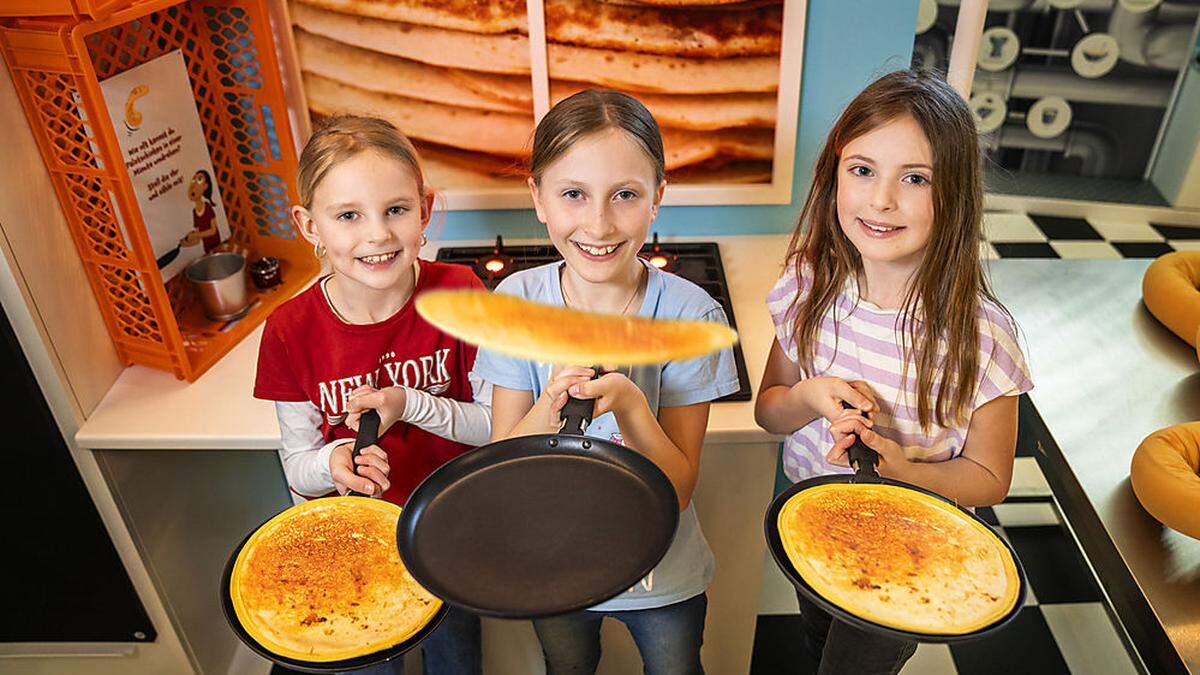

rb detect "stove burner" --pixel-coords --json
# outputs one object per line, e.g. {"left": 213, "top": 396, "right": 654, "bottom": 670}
{"left": 640, "top": 233, "right": 677, "bottom": 273}
{"left": 475, "top": 236, "right": 514, "bottom": 282}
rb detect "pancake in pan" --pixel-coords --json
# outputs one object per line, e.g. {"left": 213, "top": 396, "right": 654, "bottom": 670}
{"left": 777, "top": 483, "right": 1019, "bottom": 635}
{"left": 230, "top": 498, "right": 441, "bottom": 662}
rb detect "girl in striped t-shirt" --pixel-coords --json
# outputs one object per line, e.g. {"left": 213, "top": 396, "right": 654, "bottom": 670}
{"left": 754, "top": 70, "right": 1032, "bottom": 674}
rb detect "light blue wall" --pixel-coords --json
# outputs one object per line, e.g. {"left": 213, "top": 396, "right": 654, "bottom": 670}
{"left": 433, "top": 0, "right": 919, "bottom": 241}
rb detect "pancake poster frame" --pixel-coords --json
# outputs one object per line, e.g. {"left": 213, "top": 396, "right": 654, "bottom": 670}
{"left": 277, "top": 0, "right": 806, "bottom": 210}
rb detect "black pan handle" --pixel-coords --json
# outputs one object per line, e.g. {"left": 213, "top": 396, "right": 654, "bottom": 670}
{"left": 559, "top": 366, "right": 602, "bottom": 436}
{"left": 346, "top": 409, "right": 381, "bottom": 498}
{"left": 839, "top": 400, "right": 880, "bottom": 479}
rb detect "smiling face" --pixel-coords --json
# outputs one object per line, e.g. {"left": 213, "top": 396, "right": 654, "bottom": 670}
{"left": 835, "top": 114, "right": 935, "bottom": 274}
{"left": 530, "top": 128, "right": 665, "bottom": 286}
{"left": 292, "top": 150, "right": 428, "bottom": 294}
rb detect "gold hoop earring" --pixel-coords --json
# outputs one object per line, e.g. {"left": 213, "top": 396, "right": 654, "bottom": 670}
{"left": 313, "top": 242, "right": 326, "bottom": 258}
{"left": 420, "top": 233, "right": 428, "bottom": 247}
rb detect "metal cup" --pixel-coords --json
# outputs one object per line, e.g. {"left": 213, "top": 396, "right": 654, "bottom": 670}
{"left": 186, "top": 252, "right": 249, "bottom": 321}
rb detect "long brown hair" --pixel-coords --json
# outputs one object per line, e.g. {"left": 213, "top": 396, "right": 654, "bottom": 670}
{"left": 786, "top": 69, "right": 1009, "bottom": 430}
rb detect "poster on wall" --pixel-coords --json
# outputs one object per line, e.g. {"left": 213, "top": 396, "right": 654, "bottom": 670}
{"left": 287, "top": 0, "right": 805, "bottom": 209}
{"left": 99, "top": 49, "right": 232, "bottom": 281}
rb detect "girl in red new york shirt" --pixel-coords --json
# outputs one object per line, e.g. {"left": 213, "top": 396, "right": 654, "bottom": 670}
{"left": 253, "top": 115, "right": 488, "bottom": 675}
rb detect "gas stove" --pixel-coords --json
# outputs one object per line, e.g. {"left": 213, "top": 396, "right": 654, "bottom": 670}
{"left": 435, "top": 235, "right": 752, "bottom": 403}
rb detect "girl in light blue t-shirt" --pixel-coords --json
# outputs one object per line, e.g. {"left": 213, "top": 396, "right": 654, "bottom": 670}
{"left": 472, "top": 90, "right": 739, "bottom": 675}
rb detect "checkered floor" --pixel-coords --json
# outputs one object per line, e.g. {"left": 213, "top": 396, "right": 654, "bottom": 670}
{"left": 747, "top": 211, "right": 1193, "bottom": 675}
{"left": 979, "top": 213, "right": 1200, "bottom": 260}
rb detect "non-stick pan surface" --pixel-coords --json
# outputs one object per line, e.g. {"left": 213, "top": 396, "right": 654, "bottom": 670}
{"left": 396, "top": 397, "right": 680, "bottom": 618}
{"left": 764, "top": 441, "right": 1028, "bottom": 643}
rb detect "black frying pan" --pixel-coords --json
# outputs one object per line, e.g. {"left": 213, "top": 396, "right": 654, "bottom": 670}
{"left": 764, "top": 407, "right": 1028, "bottom": 643}
{"left": 221, "top": 410, "right": 448, "bottom": 672}
{"left": 396, "top": 394, "right": 680, "bottom": 618}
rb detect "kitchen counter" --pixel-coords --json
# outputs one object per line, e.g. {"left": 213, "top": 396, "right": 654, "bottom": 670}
{"left": 74, "top": 233, "right": 792, "bottom": 675}
{"left": 989, "top": 259, "right": 1200, "bottom": 675}
{"left": 75, "top": 234, "right": 792, "bottom": 451}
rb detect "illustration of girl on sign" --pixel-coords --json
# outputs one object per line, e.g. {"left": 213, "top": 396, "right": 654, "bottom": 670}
{"left": 180, "top": 169, "right": 220, "bottom": 253}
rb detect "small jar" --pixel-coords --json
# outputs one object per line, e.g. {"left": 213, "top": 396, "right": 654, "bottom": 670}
{"left": 250, "top": 256, "right": 281, "bottom": 289}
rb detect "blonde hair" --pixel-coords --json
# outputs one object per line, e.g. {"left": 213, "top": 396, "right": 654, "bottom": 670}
{"left": 296, "top": 115, "right": 426, "bottom": 211}
{"left": 785, "top": 70, "right": 1013, "bottom": 430}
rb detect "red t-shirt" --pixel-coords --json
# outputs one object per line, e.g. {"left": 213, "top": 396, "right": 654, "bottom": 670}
{"left": 254, "top": 259, "right": 483, "bottom": 504}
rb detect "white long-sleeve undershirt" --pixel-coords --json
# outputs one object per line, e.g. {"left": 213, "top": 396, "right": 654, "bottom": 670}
{"left": 274, "top": 375, "right": 492, "bottom": 500}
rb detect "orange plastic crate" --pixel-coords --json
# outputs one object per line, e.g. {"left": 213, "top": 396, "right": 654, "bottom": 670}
{"left": 0, "top": 0, "right": 133, "bottom": 21}
{"left": 0, "top": 0, "right": 318, "bottom": 381}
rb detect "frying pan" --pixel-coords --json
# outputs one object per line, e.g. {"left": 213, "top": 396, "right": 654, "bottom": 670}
{"left": 396, "top": 393, "right": 680, "bottom": 618}
{"left": 221, "top": 410, "right": 448, "bottom": 672}
{"left": 764, "top": 406, "right": 1028, "bottom": 643}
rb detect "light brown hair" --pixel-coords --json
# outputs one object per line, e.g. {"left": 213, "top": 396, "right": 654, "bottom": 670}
{"left": 529, "top": 89, "right": 665, "bottom": 185}
{"left": 786, "top": 69, "right": 1012, "bottom": 430}
{"left": 296, "top": 115, "right": 426, "bottom": 212}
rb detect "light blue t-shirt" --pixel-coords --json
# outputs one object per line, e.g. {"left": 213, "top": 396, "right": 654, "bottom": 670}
{"left": 471, "top": 260, "right": 740, "bottom": 611}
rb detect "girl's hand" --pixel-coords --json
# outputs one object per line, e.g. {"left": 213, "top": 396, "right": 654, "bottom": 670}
{"left": 540, "top": 365, "right": 595, "bottom": 414}
{"left": 329, "top": 442, "right": 390, "bottom": 496}
{"left": 346, "top": 385, "right": 406, "bottom": 436}
{"left": 568, "top": 371, "right": 647, "bottom": 419}
{"left": 826, "top": 414, "right": 908, "bottom": 475}
{"left": 794, "top": 376, "right": 877, "bottom": 425}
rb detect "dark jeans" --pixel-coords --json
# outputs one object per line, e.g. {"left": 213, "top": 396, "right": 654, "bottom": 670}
{"left": 532, "top": 593, "right": 707, "bottom": 675}
{"left": 794, "top": 591, "right": 917, "bottom": 675}
{"left": 339, "top": 605, "right": 481, "bottom": 675}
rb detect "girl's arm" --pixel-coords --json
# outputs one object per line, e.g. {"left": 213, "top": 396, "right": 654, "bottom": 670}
{"left": 346, "top": 375, "right": 494, "bottom": 446}
{"left": 277, "top": 401, "right": 390, "bottom": 497}
{"left": 830, "top": 395, "right": 1019, "bottom": 507}
{"left": 275, "top": 401, "right": 341, "bottom": 497}
{"left": 755, "top": 338, "right": 876, "bottom": 434}
{"left": 570, "top": 374, "right": 710, "bottom": 510}
{"left": 490, "top": 365, "right": 595, "bottom": 441}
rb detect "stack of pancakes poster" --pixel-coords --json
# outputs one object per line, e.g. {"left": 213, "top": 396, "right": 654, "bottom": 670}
{"left": 286, "top": 0, "right": 804, "bottom": 208}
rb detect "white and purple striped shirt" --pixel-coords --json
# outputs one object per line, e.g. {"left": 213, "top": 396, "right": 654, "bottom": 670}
{"left": 766, "top": 262, "right": 1033, "bottom": 482}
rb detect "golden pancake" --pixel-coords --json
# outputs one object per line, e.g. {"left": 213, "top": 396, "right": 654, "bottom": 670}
{"left": 305, "top": 74, "right": 773, "bottom": 167}
{"left": 296, "top": 30, "right": 526, "bottom": 114}
{"left": 415, "top": 290, "right": 738, "bottom": 365}
{"left": 230, "top": 498, "right": 441, "bottom": 662}
{"left": 670, "top": 159, "right": 773, "bottom": 184}
{"left": 298, "top": 31, "right": 773, "bottom": 129}
{"left": 294, "top": 0, "right": 524, "bottom": 33}
{"left": 778, "top": 484, "right": 1019, "bottom": 635}
{"left": 600, "top": 0, "right": 780, "bottom": 6}
{"left": 542, "top": 0, "right": 780, "bottom": 58}
{"left": 291, "top": 3, "right": 779, "bottom": 93}
{"left": 292, "top": 2, "right": 528, "bottom": 75}
{"left": 413, "top": 141, "right": 770, "bottom": 186}
{"left": 293, "top": 0, "right": 780, "bottom": 58}
{"left": 304, "top": 74, "right": 533, "bottom": 157}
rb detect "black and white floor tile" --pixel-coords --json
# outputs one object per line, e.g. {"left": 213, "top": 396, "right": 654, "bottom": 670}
{"left": 980, "top": 212, "right": 1200, "bottom": 260}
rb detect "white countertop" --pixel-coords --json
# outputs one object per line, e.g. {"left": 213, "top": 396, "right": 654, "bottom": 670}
{"left": 75, "top": 234, "right": 792, "bottom": 450}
